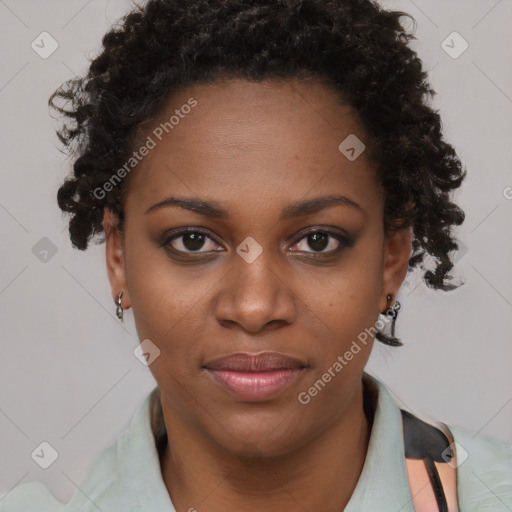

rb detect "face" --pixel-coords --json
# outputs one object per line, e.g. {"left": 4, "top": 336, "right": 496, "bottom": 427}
{"left": 105, "top": 78, "right": 411, "bottom": 457}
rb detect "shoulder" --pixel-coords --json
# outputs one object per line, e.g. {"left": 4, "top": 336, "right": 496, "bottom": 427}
{"left": 444, "top": 421, "right": 512, "bottom": 509}
{"left": 0, "top": 439, "right": 121, "bottom": 512}
{"left": 0, "top": 388, "right": 163, "bottom": 512}
{"left": 0, "top": 482, "right": 62, "bottom": 512}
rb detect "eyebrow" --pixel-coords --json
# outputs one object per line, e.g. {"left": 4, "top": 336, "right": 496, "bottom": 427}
{"left": 144, "top": 194, "right": 363, "bottom": 220}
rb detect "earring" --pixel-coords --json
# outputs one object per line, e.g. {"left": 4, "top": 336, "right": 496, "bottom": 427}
{"left": 376, "top": 293, "right": 403, "bottom": 347}
{"left": 384, "top": 293, "right": 401, "bottom": 319}
{"left": 382, "top": 293, "right": 401, "bottom": 338}
{"left": 116, "top": 291, "right": 124, "bottom": 321}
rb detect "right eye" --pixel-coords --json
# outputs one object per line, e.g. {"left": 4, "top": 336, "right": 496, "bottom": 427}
{"left": 162, "top": 228, "right": 223, "bottom": 254}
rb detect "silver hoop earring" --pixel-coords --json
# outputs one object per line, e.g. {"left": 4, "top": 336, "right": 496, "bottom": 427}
{"left": 116, "top": 291, "right": 124, "bottom": 321}
{"left": 377, "top": 293, "right": 403, "bottom": 346}
{"left": 385, "top": 293, "right": 401, "bottom": 319}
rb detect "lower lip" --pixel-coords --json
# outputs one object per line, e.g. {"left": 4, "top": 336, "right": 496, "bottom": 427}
{"left": 206, "top": 369, "right": 303, "bottom": 401}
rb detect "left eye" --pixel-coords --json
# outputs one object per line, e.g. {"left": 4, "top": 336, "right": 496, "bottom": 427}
{"left": 290, "top": 230, "right": 347, "bottom": 253}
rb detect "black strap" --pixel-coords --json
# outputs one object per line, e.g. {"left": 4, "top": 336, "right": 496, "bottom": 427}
{"left": 424, "top": 455, "right": 449, "bottom": 512}
{"left": 401, "top": 409, "right": 452, "bottom": 511}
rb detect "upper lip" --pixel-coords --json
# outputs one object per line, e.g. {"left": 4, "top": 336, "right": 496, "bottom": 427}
{"left": 203, "top": 351, "right": 306, "bottom": 372}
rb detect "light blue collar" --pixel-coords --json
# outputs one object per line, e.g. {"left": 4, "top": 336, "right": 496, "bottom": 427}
{"left": 344, "top": 372, "right": 414, "bottom": 511}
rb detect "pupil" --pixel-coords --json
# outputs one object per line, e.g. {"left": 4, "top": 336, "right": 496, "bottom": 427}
{"left": 308, "top": 232, "right": 328, "bottom": 251}
{"left": 183, "top": 233, "right": 205, "bottom": 251}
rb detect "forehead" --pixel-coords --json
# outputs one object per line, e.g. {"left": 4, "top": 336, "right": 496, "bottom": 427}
{"left": 125, "top": 78, "right": 381, "bottom": 215}
{"left": 139, "top": 77, "right": 363, "bottom": 151}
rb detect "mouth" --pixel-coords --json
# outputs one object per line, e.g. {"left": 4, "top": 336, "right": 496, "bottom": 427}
{"left": 203, "top": 351, "right": 307, "bottom": 402}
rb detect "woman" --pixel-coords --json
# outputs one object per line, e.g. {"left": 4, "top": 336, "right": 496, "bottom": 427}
{"left": 1, "top": 0, "right": 510, "bottom": 511}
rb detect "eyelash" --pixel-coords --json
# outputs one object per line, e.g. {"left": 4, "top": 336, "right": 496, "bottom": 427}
{"left": 161, "top": 227, "right": 355, "bottom": 259}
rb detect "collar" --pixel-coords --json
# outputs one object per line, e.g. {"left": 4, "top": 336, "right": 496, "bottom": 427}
{"left": 344, "top": 372, "right": 415, "bottom": 511}
{"left": 117, "top": 388, "right": 174, "bottom": 511}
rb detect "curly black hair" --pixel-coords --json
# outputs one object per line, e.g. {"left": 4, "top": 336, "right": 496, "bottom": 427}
{"left": 49, "top": 0, "right": 466, "bottom": 347}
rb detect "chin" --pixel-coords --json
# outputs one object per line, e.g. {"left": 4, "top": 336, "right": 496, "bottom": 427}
{"left": 206, "top": 414, "right": 309, "bottom": 460}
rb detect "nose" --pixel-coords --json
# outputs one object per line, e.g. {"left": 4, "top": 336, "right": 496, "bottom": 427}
{"left": 214, "top": 248, "right": 297, "bottom": 334}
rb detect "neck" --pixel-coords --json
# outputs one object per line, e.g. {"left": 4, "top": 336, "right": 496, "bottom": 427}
{"left": 158, "top": 378, "right": 374, "bottom": 512}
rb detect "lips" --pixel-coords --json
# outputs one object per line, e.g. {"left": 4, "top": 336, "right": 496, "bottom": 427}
{"left": 203, "top": 351, "right": 307, "bottom": 401}
{"left": 204, "top": 352, "right": 305, "bottom": 372}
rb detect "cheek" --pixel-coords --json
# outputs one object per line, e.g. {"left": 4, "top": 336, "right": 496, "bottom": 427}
{"left": 302, "top": 241, "right": 383, "bottom": 374}
{"left": 123, "top": 236, "right": 208, "bottom": 371}
{"left": 307, "top": 286, "right": 378, "bottom": 378}
{"left": 298, "top": 283, "right": 380, "bottom": 415}
{"left": 310, "top": 248, "right": 382, "bottom": 335}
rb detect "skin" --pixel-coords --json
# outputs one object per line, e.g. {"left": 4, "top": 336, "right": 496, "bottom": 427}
{"left": 406, "top": 458, "right": 458, "bottom": 511}
{"left": 104, "top": 78, "right": 412, "bottom": 512}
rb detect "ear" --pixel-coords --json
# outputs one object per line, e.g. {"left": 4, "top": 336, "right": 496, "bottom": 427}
{"left": 379, "top": 226, "right": 412, "bottom": 313}
{"left": 104, "top": 208, "right": 131, "bottom": 310}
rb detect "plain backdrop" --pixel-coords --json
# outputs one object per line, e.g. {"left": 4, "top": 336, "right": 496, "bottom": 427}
{"left": 0, "top": 0, "right": 511, "bottom": 503}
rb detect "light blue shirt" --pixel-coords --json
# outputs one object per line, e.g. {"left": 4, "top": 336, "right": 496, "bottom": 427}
{"left": 1, "top": 372, "right": 511, "bottom": 511}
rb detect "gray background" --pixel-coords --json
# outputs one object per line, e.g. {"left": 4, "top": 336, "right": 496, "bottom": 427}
{"left": 0, "top": 0, "right": 511, "bottom": 503}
